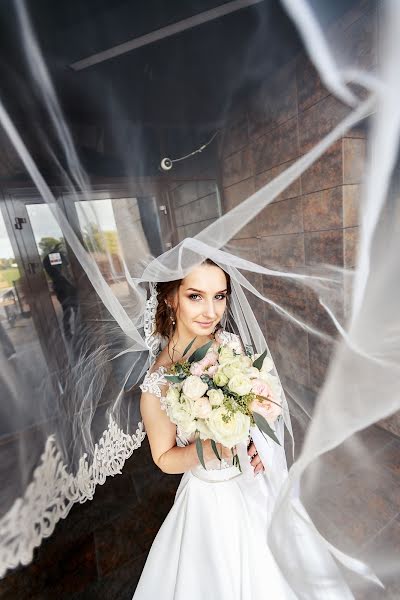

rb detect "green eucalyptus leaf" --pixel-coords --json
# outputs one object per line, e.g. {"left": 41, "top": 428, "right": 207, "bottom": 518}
{"left": 165, "top": 375, "right": 183, "bottom": 383}
{"left": 195, "top": 435, "right": 206, "bottom": 470}
{"left": 211, "top": 439, "right": 221, "bottom": 461}
{"left": 188, "top": 340, "right": 213, "bottom": 364}
{"left": 253, "top": 411, "right": 281, "bottom": 446}
{"left": 182, "top": 337, "right": 196, "bottom": 357}
{"left": 253, "top": 349, "right": 268, "bottom": 371}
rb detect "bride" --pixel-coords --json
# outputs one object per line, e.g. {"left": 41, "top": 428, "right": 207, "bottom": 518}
{"left": 132, "top": 258, "right": 354, "bottom": 600}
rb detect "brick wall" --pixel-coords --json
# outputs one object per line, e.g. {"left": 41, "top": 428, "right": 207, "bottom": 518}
{"left": 218, "top": 3, "right": 377, "bottom": 401}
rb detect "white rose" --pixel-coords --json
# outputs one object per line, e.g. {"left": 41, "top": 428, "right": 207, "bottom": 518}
{"left": 213, "top": 369, "right": 229, "bottom": 387}
{"left": 261, "top": 356, "right": 274, "bottom": 373}
{"left": 207, "top": 388, "right": 224, "bottom": 406}
{"left": 207, "top": 407, "right": 250, "bottom": 447}
{"left": 218, "top": 346, "right": 235, "bottom": 364}
{"left": 246, "top": 366, "right": 261, "bottom": 379}
{"left": 182, "top": 375, "right": 208, "bottom": 400}
{"left": 196, "top": 418, "right": 213, "bottom": 440}
{"left": 223, "top": 357, "right": 249, "bottom": 379}
{"left": 193, "top": 396, "right": 213, "bottom": 419}
{"left": 226, "top": 336, "right": 243, "bottom": 354}
{"left": 227, "top": 374, "right": 253, "bottom": 396}
{"left": 169, "top": 394, "right": 197, "bottom": 435}
{"left": 166, "top": 386, "right": 180, "bottom": 406}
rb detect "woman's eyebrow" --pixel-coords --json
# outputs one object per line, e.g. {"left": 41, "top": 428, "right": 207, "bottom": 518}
{"left": 185, "top": 287, "right": 227, "bottom": 294}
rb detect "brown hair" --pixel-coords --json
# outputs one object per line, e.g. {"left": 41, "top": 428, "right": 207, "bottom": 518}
{"left": 154, "top": 259, "right": 231, "bottom": 339}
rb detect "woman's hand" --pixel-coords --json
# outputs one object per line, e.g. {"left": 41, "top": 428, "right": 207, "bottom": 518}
{"left": 247, "top": 440, "right": 265, "bottom": 475}
{"left": 203, "top": 439, "right": 237, "bottom": 464}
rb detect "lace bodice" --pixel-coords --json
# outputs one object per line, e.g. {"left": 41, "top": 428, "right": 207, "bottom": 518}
{"left": 140, "top": 330, "right": 242, "bottom": 468}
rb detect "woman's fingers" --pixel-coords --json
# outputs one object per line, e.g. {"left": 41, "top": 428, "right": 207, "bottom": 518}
{"left": 247, "top": 442, "right": 265, "bottom": 474}
{"left": 247, "top": 442, "right": 256, "bottom": 457}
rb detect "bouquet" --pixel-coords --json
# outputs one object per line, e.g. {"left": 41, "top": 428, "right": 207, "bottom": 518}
{"left": 163, "top": 332, "right": 283, "bottom": 470}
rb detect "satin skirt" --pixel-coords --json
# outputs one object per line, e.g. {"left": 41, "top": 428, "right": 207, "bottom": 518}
{"left": 132, "top": 463, "right": 297, "bottom": 599}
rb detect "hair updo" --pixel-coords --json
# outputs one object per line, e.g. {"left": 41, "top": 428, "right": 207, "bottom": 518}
{"left": 154, "top": 259, "right": 231, "bottom": 339}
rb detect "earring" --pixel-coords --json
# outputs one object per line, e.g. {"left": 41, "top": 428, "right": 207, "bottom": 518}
{"left": 167, "top": 304, "right": 176, "bottom": 326}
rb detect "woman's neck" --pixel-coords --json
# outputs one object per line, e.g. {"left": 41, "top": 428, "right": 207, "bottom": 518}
{"left": 168, "top": 327, "right": 213, "bottom": 361}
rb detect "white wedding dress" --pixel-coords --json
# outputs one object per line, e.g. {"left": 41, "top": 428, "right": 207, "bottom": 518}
{"left": 132, "top": 333, "right": 355, "bottom": 600}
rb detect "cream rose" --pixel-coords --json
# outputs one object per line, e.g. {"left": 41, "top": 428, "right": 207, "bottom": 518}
{"left": 223, "top": 357, "right": 250, "bottom": 379}
{"left": 207, "top": 407, "right": 250, "bottom": 447}
{"left": 207, "top": 388, "right": 224, "bottom": 406}
{"left": 182, "top": 375, "right": 208, "bottom": 400}
{"left": 227, "top": 374, "right": 253, "bottom": 396}
{"left": 226, "top": 336, "right": 243, "bottom": 354}
{"left": 261, "top": 356, "right": 274, "bottom": 373}
{"left": 169, "top": 394, "right": 197, "bottom": 434}
{"left": 246, "top": 366, "right": 261, "bottom": 379}
{"left": 213, "top": 370, "right": 229, "bottom": 387}
{"left": 165, "top": 385, "right": 180, "bottom": 405}
{"left": 218, "top": 346, "right": 235, "bottom": 364}
{"left": 193, "top": 396, "right": 213, "bottom": 419}
{"left": 196, "top": 418, "right": 213, "bottom": 440}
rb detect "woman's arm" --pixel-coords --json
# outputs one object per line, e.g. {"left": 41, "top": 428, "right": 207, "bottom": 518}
{"left": 140, "top": 390, "right": 233, "bottom": 475}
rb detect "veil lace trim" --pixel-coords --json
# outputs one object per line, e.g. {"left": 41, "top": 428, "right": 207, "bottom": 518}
{"left": 0, "top": 417, "right": 145, "bottom": 577}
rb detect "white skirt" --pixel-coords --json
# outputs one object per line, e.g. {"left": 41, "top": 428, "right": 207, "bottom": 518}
{"left": 132, "top": 462, "right": 297, "bottom": 600}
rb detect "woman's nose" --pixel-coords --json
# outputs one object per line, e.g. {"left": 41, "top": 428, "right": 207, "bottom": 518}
{"left": 203, "top": 300, "right": 217, "bottom": 319}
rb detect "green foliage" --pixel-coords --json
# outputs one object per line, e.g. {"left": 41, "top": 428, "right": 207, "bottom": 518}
{"left": 253, "top": 349, "right": 268, "bottom": 370}
{"left": 188, "top": 340, "right": 213, "bottom": 363}
{"left": 164, "top": 375, "right": 182, "bottom": 383}
{"left": 211, "top": 439, "right": 221, "bottom": 461}
{"left": 38, "top": 236, "right": 64, "bottom": 257}
{"left": 0, "top": 267, "right": 19, "bottom": 287}
{"left": 253, "top": 412, "right": 281, "bottom": 445}
{"left": 195, "top": 433, "right": 206, "bottom": 469}
{"left": 83, "top": 225, "right": 120, "bottom": 255}
{"left": 182, "top": 337, "right": 196, "bottom": 357}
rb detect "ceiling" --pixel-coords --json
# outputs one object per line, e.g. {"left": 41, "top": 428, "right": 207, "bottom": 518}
{"left": 0, "top": 0, "right": 357, "bottom": 177}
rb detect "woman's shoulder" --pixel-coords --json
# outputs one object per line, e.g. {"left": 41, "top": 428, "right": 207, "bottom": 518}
{"left": 140, "top": 347, "right": 173, "bottom": 398}
{"left": 140, "top": 365, "right": 167, "bottom": 398}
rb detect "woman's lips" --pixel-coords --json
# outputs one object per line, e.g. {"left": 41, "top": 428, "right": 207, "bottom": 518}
{"left": 195, "top": 321, "right": 214, "bottom": 327}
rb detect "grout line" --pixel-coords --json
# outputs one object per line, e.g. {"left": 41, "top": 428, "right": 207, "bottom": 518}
{"left": 360, "top": 511, "right": 400, "bottom": 553}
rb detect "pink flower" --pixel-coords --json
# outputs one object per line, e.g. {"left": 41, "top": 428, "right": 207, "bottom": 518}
{"left": 190, "top": 362, "right": 205, "bottom": 376}
{"left": 250, "top": 397, "right": 281, "bottom": 426}
{"left": 200, "top": 350, "right": 219, "bottom": 368}
{"left": 251, "top": 378, "right": 272, "bottom": 398}
{"left": 206, "top": 365, "right": 218, "bottom": 376}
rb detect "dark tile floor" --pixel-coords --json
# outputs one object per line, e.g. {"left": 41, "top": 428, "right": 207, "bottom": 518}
{"left": 0, "top": 427, "right": 399, "bottom": 599}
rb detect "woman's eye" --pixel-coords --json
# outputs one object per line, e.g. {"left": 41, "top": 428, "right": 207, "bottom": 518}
{"left": 189, "top": 294, "right": 202, "bottom": 301}
{"left": 215, "top": 294, "right": 227, "bottom": 301}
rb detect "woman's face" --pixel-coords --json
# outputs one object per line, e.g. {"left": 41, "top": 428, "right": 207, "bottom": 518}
{"left": 172, "top": 264, "right": 228, "bottom": 339}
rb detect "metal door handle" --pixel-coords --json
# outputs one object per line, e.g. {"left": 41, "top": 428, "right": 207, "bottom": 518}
{"left": 28, "top": 262, "right": 38, "bottom": 274}
{"left": 14, "top": 217, "right": 27, "bottom": 230}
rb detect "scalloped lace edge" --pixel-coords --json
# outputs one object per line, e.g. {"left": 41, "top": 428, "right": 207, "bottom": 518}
{"left": 0, "top": 417, "right": 146, "bottom": 577}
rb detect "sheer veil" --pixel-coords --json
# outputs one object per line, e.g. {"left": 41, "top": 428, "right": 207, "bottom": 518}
{"left": 0, "top": 0, "right": 399, "bottom": 596}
